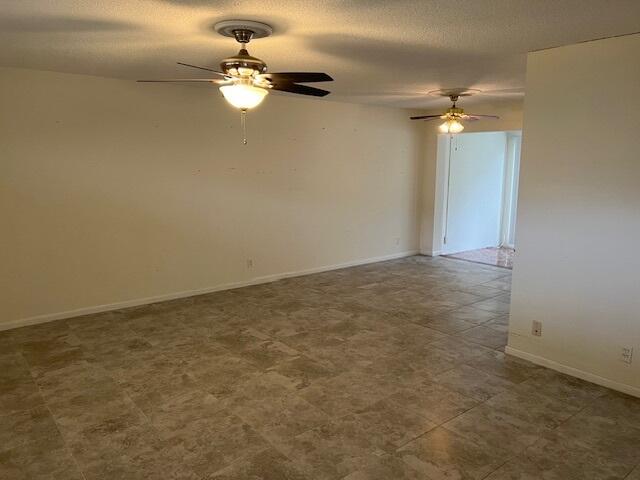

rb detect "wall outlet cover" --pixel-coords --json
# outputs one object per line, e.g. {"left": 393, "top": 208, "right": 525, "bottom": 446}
{"left": 621, "top": 346, "right": 633, "bottom": 365}
{"left": 532, "top": 320, "right": 542, "bottom": 337}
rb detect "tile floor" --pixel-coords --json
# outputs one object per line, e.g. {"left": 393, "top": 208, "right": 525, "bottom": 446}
{"left": 445, "top": 247, "right": 515, "bottom": 269}
{"left": 1, "top": 255, "right": 639, "bottom": 479}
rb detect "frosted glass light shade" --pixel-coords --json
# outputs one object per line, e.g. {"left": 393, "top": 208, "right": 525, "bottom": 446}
{"left": 220, "top": 84, "right": 268, "bottom": 110}
{"left": 439, "top": 119, "right": 464, "bottom": 134}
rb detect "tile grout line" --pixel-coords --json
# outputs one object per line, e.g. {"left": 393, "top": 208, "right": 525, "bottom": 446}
{"left": 477, "top": 380, "right": 597, "bottom": 478}
{"left": 419, "top": 361, "right": 576, "bottom": 479}
{"left": 6, "top": 256, "right": 638, "bottom": 480}
{"left": 24, "top": 352, "right": 90, "bottom": 480}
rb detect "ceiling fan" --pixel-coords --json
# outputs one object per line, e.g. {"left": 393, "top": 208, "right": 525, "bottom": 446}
{"left": 410, "top": 91, "right": 499, "bottom": 133}
{"left": 138, "top": 20, "right": 333, "bottom": 143}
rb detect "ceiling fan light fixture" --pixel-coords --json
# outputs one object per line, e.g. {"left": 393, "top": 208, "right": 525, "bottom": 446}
{"left": 439, "top": 119, "right": 464, "bottom": 134}
{"left": 219, "top": 83, "right": 268, "bottom": 110}
{"left": 138, "top": 20, "right": 332, "bottom": 143}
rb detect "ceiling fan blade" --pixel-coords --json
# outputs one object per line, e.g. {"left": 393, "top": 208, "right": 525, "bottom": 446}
{"left": 137, "top": 79, "right": 226, "bottom": 84}
{"left": 177, "top": 62, "right": 227, "bottom": 76}
{"left": 259, "top": 72, "right": 333, "bottom": 83}
{"left": 271, "top": 83, "right": 331, "bottom": 97}
{"left": 410, "top": 115, "right": 444, "bottom": 120}
{"left": 464, "top": 114, "right": 501, "bottom": 119}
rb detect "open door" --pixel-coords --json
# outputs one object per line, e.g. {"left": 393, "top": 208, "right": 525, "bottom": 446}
{"left": 436, "top": 131, "right": 521, "bottom": 259}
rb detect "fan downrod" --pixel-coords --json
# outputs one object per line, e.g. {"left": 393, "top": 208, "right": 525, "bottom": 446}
{"left": 215, "top": 21, "right": 273, "bottom": 76}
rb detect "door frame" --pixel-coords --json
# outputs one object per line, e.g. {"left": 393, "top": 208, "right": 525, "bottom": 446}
{"left": 432, "top": 130, "right": 522, "bottom": 256}
{"left": 499, "top": 132, "right": 522, "bottom": 248}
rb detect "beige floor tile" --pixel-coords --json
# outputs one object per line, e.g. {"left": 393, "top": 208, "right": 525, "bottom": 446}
{"left": 0, "top": 406, "right": 64, "bottom": 453}
{"left": 486, "top": 431, "right": 636, "bottom": 480}
{"left": 0, "top": 353, "right": 45, "bottom": 414}
{"left": 430, "top": 336, "right": 496, "bottom": 363}
{"left": 233, "top": 390, "right": 330, "bottom": 444}
{"left": 342, "top": 453, "right": 426, "bottom": 480}
{"left": 435, "top": 364, "right": 516, "bottom": 401}
{"left": 626, "top": 465, "right": 640, "bottom": 479}
{"left": 482, "top": 276, "right": 512, "bottom": 291}
{"left": 469, "top": 298, "right": 512, "bottom": 315}
{"left": 210, "top": 447, "right": 310, "bottom": 479}
{"left": 274, "top": 417, "right": 380, "bottom": 480}
{"left": 443, "top": 403, "right": 550, "bottom": 455}
{"left": 452, "top": 284, "right": 506, "bottom": 299}
{"left": 585, "top": 390, "right": 640, "bottom": 430}
{"left": 348, "top": 398, "right": 438, "bottom": 452}
{"left": 484, "top": 388, "right": 580, "bottom": 429}
{"left": 388, "top": 380, "right": 479, "bottom": 424}
{"left": 397, "top": 426, "right": 509, "bottom": 480}
{"left": 298, "top": 370, "right": 391, "bottom": 417}
{"left": 460, "top": 325, "right": 508, "bottom": 350}
{"left": 0, "top": 255, "right": 637, "bottom": 480}
{"left": 419, "top": 315, "right": 478, "bottom": 334}
{"left": 150, "top": 406, "right": 269, "bottom": 477}
{"left": 0, "top": 443, "right": 84, "bottom": 480}
{"left": 465, "top": 350, "right": 541, "bottom": 384}
{"left": 515, "top": 368, "right": 608, "bottom": 408}
{"left": 266, "top": 354, "right": 337, "bottom": 390}
{"left": 544, "top": 411, "right": 640, "bottom": 469}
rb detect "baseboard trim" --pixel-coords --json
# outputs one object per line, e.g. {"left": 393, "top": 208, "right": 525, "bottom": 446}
{"left": 1, "top": 250, "right": 419, "bottom": 332}
{"left": 505, "top": 346, "right": 640, "bottom": 398}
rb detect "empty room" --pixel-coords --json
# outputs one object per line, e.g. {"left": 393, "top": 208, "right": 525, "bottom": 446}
{"left": 1, "top": 1, "right": 639, "bottom": 479}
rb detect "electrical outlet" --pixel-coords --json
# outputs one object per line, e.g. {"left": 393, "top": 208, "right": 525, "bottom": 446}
{"left": 246, "top": 259, "right": 254, "bottom": 269}
{"left": 531, "top": 320, "right": 542, "bottom": 337}
{"left": 621, "top": 346, "right": 633, "bottom": 365}
{"left": 395, "top": 237, "right": 401, "bottom": 246}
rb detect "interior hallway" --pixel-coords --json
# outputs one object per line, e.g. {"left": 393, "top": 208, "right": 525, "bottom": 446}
{"left": 1, "top": 256, "right": 638, "bottom": 479}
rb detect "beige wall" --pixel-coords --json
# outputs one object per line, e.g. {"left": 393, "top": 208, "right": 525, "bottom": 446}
{"left": 0, "top": 67, "right": 422, "bottom": 328}
{"left": 507, "top": 34, "right": 640, "bottom": 396}
{"left": 417, "top": 100, "right": 523, "bottom": 255}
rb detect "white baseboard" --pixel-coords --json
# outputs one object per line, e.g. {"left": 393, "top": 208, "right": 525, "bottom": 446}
{"left": 505, "top": 346, "right": 640, "bottom": 398}
{"left": 1, "top": 250, "right": 419, "bottom": 332}
{"left": 421, "top": 250, "right": 442, "bottom": 257}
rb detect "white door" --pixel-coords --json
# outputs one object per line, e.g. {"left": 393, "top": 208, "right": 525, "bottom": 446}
{"left": 442, "top": 132, "right": 507, "bottom": 254}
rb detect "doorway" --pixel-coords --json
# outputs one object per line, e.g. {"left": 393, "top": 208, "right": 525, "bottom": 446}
{"left": 437, "top": 131, "right": 521, "bottom": 268}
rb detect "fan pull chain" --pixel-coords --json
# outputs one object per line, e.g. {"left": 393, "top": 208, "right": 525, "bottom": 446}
{"left": 240, "top": 109, "right": 248, "bottom": 145}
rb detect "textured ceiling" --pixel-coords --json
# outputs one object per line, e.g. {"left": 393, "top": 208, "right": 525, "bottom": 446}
{"left": 1, "top": 0, "right": 639, "bottom": 108}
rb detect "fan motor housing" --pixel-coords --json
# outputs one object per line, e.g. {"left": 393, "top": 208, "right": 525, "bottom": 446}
{"left": 220, "top": 48, "right": 267, "bottom": 76}
{"left": 447, "top": 107, "right": 464, "bottom": 116}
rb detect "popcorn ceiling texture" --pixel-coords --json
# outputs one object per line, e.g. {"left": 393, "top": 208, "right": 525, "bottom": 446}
{"left": 1, "top": 0, "right": 639, "bottom": 108}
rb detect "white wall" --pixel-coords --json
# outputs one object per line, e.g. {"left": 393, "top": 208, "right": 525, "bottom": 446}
{"left": 418, "top": 101, "right": 523, "bottom": 255}
{"left": 0, "top": 67, "right": 422, "bottom": 328}
{"left": 440, "top": 132, "right": 507, "bottom": 255}
{"left": 507, "top": 34, "right": 640, "bottom": 397}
